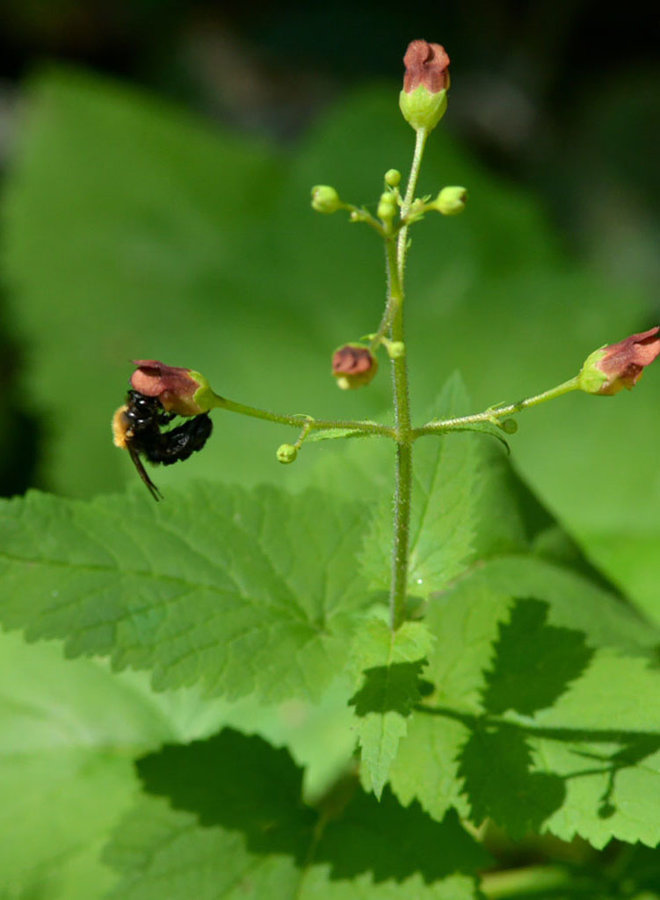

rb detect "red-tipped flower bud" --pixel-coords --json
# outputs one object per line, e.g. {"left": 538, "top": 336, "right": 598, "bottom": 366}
{"left": 399, "top": 40, "right": 450, "bottom": 132}
{"left": 332, "top": 344, "right": 378, "bottom": 390}
{"left": 577, "top": 327, "right": 660, "bottom": 395}
{"left": 131, "top": 360, "right": 216, "bottom": 415}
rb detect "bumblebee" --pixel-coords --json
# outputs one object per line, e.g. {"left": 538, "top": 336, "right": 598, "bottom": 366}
{"left": 112, "top": 390, "right": 213, "bottom": 500}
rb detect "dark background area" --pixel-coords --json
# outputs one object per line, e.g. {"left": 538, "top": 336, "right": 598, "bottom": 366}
{"left": 0, "top": 0, "right": 658, "bottom": 496}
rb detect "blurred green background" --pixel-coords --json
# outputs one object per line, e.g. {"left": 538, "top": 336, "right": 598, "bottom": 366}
{"left": 0, "top": 0, "right": 659, "bottom": 616}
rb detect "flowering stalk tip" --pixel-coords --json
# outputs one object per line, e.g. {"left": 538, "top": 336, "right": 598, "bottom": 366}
{"left": 577, "top": 327, "right": 660, "bottom": 395}
{"left": 399, "top": 40, "right": 450, "bottom": 133}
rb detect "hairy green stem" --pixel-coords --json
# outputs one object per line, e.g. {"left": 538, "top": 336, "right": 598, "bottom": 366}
{"left": 369, "top": 128, "right": 428, "bottom": 353}
{"left": 387, "top": 127, "right": 427, "bottom": 630}
{"left": 207, "top": 394, "right": 394, "bottom": 438}
{"left": 387, "top": 239, "right": 412, "bottom": 630}
{"left": 397, "top": 127, "right": 427, "bottom": 274}
{"left": 414, "top": 377, "right": 580, "bottom": 438}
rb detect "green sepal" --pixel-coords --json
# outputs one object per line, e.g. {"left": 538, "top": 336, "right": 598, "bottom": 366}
{"left": 577, "top": 347, "right": 609, "bottom": 394}
{"left": 191, "top": 371, "right": 225, "bottom": 412}
{"left": 398, "top": 86, "right": 448, "bottom": 133}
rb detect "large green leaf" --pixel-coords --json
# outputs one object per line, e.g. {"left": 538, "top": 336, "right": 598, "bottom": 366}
{"left": 360, "top": 376, "right": 481, "bottom": 598}
{"left": 0, "top": 631, "right": 179, "bottom": 898}
{"left": 387, "top": 562, "right": 660, "bottom": 846}
{"left": 0, "top": 483, "right": 374, "bottom": 701}
{"left": 104, "top": 728, "right": 488, "bottom": 899}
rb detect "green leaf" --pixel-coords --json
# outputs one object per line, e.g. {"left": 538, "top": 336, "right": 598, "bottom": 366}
{"left": 349, "top": 619, "right": 434, "bottom": 797}
{"left": 360, "top": 376, "right": 481, "bottom": 597}
{"left": 104, "top": 728, "right": 488, "bottom": 899}
{"left": 386, "top": 560, "right": 660, "bottom": 845}
{"left": 0, "top": 631, "right": 173, "bottom": 898}
{"left": 0, "top": 484, "right": 375, "bottom": 702}
{"left": 420, "top": 419, "right": 511, "bottom": 451}
{"left": 529, "top": 650, "right": 660, "bottom": 848}
{"left": 306, "top": 428, "right": 382, "bottom": 442}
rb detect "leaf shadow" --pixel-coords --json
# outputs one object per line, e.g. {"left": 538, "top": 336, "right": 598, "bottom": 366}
{"left": 420, "top": 597, "right": 660, "bottom": 835}
{"left": 481, "top": 597, "right": 594, "bottom": 716}
{"left": 349, "top": 659, "right": 428, "bottom": 717}
{"left": 135, "top": 727, "right": 489, "bottom": 884}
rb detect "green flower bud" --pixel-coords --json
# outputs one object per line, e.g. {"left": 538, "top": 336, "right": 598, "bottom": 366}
{"left": 276, "top": 443, "right": 298, "bottom": 464}
{"left": 384, "top": 169, "right": 401, "bottom": 187}
{"left": 432, "top": 186, "right": 467, "bottom": 215}
{"left": 501, "top": 418, "right": 518, "bottom": 434}
{"left": 399, "top": 40, "right": 450, "bottom": 133}
{"left": 311, "top": 185, "right": 341, "bottom": 214}
{"left": 377, "top": 191, "right": 397, "bottom": 222}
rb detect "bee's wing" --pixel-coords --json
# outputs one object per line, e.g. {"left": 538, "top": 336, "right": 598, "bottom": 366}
{"left": 127, "top": 443, "right": 162, "bottom": 501}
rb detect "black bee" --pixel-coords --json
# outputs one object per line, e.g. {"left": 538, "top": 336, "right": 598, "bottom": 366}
{"left": 112, "top": 390, "right": 212, "bottom": 500}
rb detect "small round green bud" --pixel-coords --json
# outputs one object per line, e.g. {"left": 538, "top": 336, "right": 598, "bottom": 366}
{"left": 433, "top": 186, "right": 467, "bottom": 216}
{"left": 501, "top": 418, "right": 518, "bottom": 434}
{"left": 377, "top": 191, "right": 397, "bottom": 221}
{"left": 384, "top": 169, "right": 401, "bottom": 187}
{"left": 387, "top": 341, "right": 406, "bottom": 359}
{"left": 311, "top": 185, "right": 341, "bottom": 214}
{"left": 350, "top": 209, "right": 369, "bottom": 223}
{"left": 276, "top": 443, "right": 298, "bottom": 464}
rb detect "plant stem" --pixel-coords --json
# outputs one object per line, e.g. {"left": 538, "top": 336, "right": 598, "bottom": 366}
{"left": 369, "top": 128, "right": 428, "bottom": 353}
{"left": 414, "top": 377, "right": 580, "bottom": 438}
{"left": 207, "top": 394, "right": 394, "bottom": 438}
{"left": 481, "top": 865, "right": 594, "bottom": 898}
{"left": 387, "top": 127, "right": 427, "bottom": 630}
{"left": 398, "top": 128, "right": 427, "bottom": 275}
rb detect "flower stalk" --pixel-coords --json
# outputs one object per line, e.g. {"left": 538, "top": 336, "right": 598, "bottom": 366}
{"left": 415, "top": 377, "right": 581, "bottom": 437}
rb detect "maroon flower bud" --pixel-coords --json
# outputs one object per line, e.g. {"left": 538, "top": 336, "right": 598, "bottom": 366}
{"left": 578, "top": 327, "right": 660, "bottom": 395}
{"left": 332, "top": 344, "right": 378, "bottom": 390}
{"left": 130, "top": 360, "right": 211, "bottom": 415}
{"left": 399, "top": 40, "right": 450, "bottom": 133}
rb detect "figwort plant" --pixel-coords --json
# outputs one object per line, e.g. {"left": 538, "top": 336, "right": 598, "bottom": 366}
{"left": 2, "top": 39, "right": 660, "bottom": 900}
{"left": 117, "top": 39, "right": 660, "bottom": 635}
